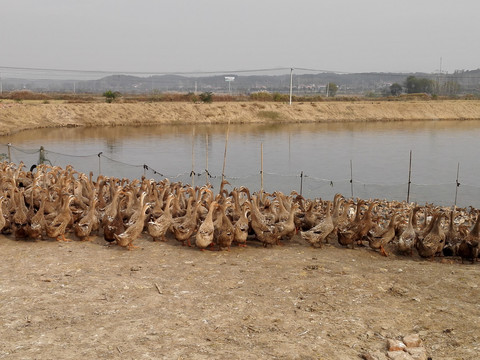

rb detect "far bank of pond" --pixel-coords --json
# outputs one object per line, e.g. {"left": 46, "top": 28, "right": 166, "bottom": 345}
{"left": 1, "top": 100, "right": 480, "bottom": 135}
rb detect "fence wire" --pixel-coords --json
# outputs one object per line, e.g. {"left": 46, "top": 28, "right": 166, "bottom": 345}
{"left": 1, "top": 143, "right": 478, "bottom": 208}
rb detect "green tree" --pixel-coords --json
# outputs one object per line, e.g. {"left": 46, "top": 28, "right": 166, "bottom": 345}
{"left": 404, "top": 76, "right": 434, "bottom": 94}
{"left": 103, "top": 90, "right": 120, "bottom": 103}
{"left": 326, "top": 82, "right": 338, "bottom": 97}
{"left": 390, "top": 83, "right": 403, "bottom": 96}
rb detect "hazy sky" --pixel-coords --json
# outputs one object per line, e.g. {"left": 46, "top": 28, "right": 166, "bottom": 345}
{"left": 1, "top": 0, "right": 479, "bottom": 76}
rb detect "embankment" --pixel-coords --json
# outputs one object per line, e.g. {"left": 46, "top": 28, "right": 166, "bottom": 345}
{"left": 1, "top": 100, "right": 480, "bottom": 135}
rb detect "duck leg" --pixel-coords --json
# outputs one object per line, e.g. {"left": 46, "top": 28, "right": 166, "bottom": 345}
{"left": 56, "top": 234, "right": 71, "bottom": 242}
{"left": 380, "top": 245, "right": 388, "bottom": 257}
{"left": 127, "top": 243, "right": 139, "bottom": 250}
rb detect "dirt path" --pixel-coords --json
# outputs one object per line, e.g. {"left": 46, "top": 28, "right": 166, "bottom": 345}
{"left": 1, "top": 233, "right": 478, "bottom": 359}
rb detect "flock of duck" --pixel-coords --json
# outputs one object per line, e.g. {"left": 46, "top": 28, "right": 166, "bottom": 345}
{"left": 1, "top": 161, "right": 479, "bottom": 263}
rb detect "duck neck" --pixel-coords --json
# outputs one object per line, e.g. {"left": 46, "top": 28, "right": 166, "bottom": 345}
{"left": 429, "top": 214, "right": 442, "bottom": 235}
{"left": 205, "top": 202, "right": 217, "bottom": 223}
{"left": 470, "top": 214, "right": 480, "bottom": 237}
{"left": 163, "top": 195, "right": 174, "bottom": 217}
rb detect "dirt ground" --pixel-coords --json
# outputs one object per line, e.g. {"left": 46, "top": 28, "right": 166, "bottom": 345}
{"left": 1, "top": 231, "right": 479, "bottom": 360}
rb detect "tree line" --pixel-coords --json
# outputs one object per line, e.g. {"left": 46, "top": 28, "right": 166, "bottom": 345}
{"left": 389, "top": 76, "right": 461, "bottom": 96}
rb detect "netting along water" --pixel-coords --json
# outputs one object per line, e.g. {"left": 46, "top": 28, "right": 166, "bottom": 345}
{"left": 2, "top": 142, "right": 478, "bottom": 209}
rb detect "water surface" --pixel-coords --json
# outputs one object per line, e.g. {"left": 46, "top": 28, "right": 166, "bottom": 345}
{"left": 2, "top": 120, "right": 479, "bottom": 207}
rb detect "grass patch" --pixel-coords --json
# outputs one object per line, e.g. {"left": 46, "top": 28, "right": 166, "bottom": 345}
{"left": 257, "top": 110, "right": 281, "bottom": 120}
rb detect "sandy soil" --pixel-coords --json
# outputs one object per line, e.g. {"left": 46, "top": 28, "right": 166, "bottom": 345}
{"left": 1, "top": 100, "right": 480, "bottom": 136}
{"left": 1, "top": 232, "right": 479, "bottom": 360}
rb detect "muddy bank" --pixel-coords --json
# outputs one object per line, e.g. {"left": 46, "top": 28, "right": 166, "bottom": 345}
{"left": 1, "top": 100, "right": 480, "bottom": 135}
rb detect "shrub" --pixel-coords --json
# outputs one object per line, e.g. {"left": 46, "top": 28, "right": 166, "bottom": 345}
{"left": 249, "top": 92, "right": 273, "bottom": 101}
{"left": 103, "top": 90, "right": 121, "bottom": 103}
{"left": 199, "top": 92, "right": 213, "bottom": 103}
{"left": 273, "top": 92, "right": 289, "bottom": 102}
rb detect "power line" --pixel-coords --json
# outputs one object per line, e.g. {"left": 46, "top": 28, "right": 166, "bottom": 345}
{"left": 0, "top": 65, "right": 292, "bottom": 76}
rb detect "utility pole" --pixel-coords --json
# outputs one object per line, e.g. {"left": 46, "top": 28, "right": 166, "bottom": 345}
{"left": 289, "top": 68, "right": 294, "bottom": 105}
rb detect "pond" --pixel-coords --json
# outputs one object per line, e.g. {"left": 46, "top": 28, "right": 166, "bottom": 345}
{"left": 1, "top": 120, "right": 479, "bottom": 208}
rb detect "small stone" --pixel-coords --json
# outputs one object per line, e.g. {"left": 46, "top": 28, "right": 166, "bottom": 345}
{"left": 387, "top": 339, "right": 407, "bottom": 352}
{"left": 387, "top": 351, "right": 414, "bottom": 360}
{"left": 360, "top": 353, "right": 375, "bottom": 360}
{"left": 362, "top": 351, "right": 388, "bottom": 360}
{"left": 403, "top": 334, "right": 422, "bottom": 348}
{"left": 407, "top": 347, "right": 427, "bottom": 360}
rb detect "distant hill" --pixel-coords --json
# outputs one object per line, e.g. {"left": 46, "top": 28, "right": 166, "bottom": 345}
{"left": 2, "top": 69, "right": 479, "bottom": 95}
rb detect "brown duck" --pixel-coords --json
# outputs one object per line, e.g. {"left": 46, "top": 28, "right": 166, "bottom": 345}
{"left": 366, "top": 213, "right": 398, "bottom": 256}
{"left": 300, "top": 200, "right": 334, "bottom": 248}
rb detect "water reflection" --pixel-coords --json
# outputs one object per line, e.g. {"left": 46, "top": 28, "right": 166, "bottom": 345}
{"left": 1, "top": 120, "right": 479, "bottom": 207}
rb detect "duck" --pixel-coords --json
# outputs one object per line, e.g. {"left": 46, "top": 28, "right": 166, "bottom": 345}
{"left": 103, "top": 195, "right": 125, "bottom": 243}
{"left": 337, "top": 200, "right": 372, "bottom": 249}
{"left": 215, "top": 202, "right": 235, "bottom": 251}
{"left": 443, "top": 207, "right": 462, "bottom": 256}
{"left": 45, "top": 194, "right": 75, "bottom": 242}
{"left": 464, "top": 212, "right": 480, "bottom": 245}
{"left": 416, "top": 211, "right": 446, "bottom": 259}
{"left": 147, "top": 193, "right": 175, "bottom": 242}
{"left": 247, "top": 195, "right": 280, "bottom": 247}
{"left": 255, "top": 226, "right": 281, "bottom": 248}
{"left": 114, "top": 192, "right": 150, "bottom": 250}
{"left": 100, "top": 185, "right": 122, "bottom": 228}
{"left": 148, "top": 184, "right": 167, "bottom": 219}
{"left": 195, "top": 201, "right": 219, "bottom": 251}
{"left": 229, "top": 189, "right": 245, "bottom": 223}
{"left": 325, "top": 194, "right": 345, "bottom": 244}
{"left": 355, "top": 201, "right": 377, "bottom": 245}
{"left": 301, "top": 199, "right": 322, "bottom": 231}
{"left": 171, "top": 197, "right": 199, "bottom": 247}
{"left": 274, "top": 202, "right": 300, "bottom": 244}
{"left": 273, "top": 191, "right": 290, "bottom": 223}
{"left": 26, "top": 190, "right": 47, "bottom": 241}
{"left": 397, "top": 206, "right": 417, "bottom": 256}
{"left": 366, "top": 213, "right": 398, "bottom": 256}
{"left": 0, "top": 196, "right": 7, "bottom": 232}
{"left": 73, "top": 195, "right": 99, "bottom": 241}
{"left": 233, "top": 201, "right": 250, "bottom": 247}
{"left": 457, "top": 212, "right": 480, "bottom": 263}
{"left": 12, "top": 188, "right": 29, "bottom": 239}
{"left": 122, "top": 187, "right": 143, "bottom": 227}
{"left": 337, "top": 198, "right": 364, "bottom": 246}
{"left": 456, "top": 239, "right": 479, "bottom": 264}
{"left": 248, "top": 195, "right": 275, "bottom": 234}
{"left": 300, "top": 200, "right": 334, "bottom": 248}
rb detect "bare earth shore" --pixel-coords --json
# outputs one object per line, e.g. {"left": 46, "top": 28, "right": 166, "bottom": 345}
{"left": 1, "top": 100, "right": 480, "bottom": 136}
{"left": 1, "top": 101, "right": 480, "bottom": 359}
